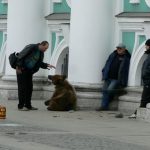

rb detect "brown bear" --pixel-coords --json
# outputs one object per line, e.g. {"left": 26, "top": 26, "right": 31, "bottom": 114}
{"left": 44, "top": 75, "right": 77, "bottom": 111}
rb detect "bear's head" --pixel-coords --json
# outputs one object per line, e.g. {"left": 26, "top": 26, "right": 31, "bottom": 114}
{"left": 48, "top": 75, "right": 67, "bottom": 85}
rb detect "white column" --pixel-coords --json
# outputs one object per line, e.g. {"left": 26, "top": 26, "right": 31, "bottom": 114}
{"left": 68, "top": 0, "right": 113, "bottom": 84}
{"left": 5, "top": 0, "right": 47, "bottom": 76}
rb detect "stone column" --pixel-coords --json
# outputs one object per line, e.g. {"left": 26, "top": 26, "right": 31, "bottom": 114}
{"left": 5, "top": 0, "right": 47, "bottom": 77}
{"left": 68, "top": 0, "right": 113, "bottom": 85}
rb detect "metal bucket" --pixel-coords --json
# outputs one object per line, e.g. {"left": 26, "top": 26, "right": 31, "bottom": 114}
{"left": 0, "top": 105, "right": 6, "bottom": 119}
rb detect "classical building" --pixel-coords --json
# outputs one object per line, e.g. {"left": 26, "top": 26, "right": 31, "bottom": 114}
{"left": 0, "top": 0, "right": 150, "bottom": 111}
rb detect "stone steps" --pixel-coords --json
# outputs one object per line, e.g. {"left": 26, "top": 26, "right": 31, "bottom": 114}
{"left": 0, "top": 76, "right": 145, "bottom": 112}
{"left": 136, "top": 106, "right": 150, "bottom": 122}
{"left": 118, "top": 87, "right": 142, "bottom": 113}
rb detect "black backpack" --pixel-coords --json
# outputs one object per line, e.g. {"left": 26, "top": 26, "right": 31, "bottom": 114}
{"left": 9, "top": 44, "right": 38, "bottom": 69}
{"left": 9, "top": 52, "right": 19, "bottom": 69}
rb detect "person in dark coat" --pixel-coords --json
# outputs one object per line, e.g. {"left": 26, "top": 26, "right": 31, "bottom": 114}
{"left": 16, "top": 41, "right": 55, "bottom": 111}
{"left": 129, "top": 39, "right": 150, "bottom": 118}
{"left": 96, "top": 43, "right": 131, "bottom": 111}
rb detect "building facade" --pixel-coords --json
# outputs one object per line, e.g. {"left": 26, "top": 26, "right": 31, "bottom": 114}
{"left": 0, "top": 0, "right": 150, "bottom": 110}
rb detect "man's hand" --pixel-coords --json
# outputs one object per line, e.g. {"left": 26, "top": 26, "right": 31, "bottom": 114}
{"left": 47, "top": 64, "right": 56, "bottom": 70}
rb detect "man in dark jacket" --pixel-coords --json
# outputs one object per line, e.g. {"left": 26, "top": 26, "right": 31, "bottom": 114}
{"left": 96, "top": 43, "right": 131, "bottom": 111}
{"left": 129, "top": 39, "right": 150, "bottom": 118}
{"left": 16, "top": 41, "right": 55, "bottom": 111}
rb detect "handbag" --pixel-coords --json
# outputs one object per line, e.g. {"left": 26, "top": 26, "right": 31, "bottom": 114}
{"left": 9, "top": 52, "right": 19, "bottom": 69}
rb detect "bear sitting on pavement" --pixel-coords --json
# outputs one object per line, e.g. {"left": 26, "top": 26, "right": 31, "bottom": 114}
{"left": 44, "top": 75, "right": 77, "bottom": 111}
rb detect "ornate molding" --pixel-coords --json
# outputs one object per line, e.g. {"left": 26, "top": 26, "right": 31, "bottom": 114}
{"left": 52, "top": 0, "right": 62, "bottom": 3}
{"left": 144, "top": 21, "right": 150, "bottom": 38}
{"left": 48, "top": 24, "right": 70, "bottom": 48}
{"left": 130, "top": 0, "right": 140, "bottom": 4}
{"left": 0, "top": 23, "right": 7, "bottom": 31}
{"left": 128, "top": 43, "right": 146, "bottom": 86}
{"left": 52, "top": 0, "right": 71, "bottom": 8}
{"left": 1, "top": 0, "right": 8, "bottom": 4}
{"left": 118, "top": 22, "right": 144, "bottom": 32}
{"left": 49, "top": 39, "right": 68, "bottom": 75}
{"left": 66, "top": 0, "right": 71, "bottom": 8}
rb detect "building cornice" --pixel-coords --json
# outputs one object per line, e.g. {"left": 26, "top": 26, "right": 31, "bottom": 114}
{"left": 116, "top": 12, "right": 150, "bottom": 18}
{"left": 45, "top": 13, "right": 70, "bottom": 21}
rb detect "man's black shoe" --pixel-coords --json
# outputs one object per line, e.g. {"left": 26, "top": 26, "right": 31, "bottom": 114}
{"left": 115, "top": 113, "right": 124, "bottom": 118}
{"left": 95, "top": 107, "right": 108, "bottom": 111}
{"left": 27, "top": 106, "right": 38, "bottom": 110}
{"left": 44, "top": 100, "right": 49, "bottom": 106}
{"left": 18, "top": 107, "right": 30, "bottom": 111}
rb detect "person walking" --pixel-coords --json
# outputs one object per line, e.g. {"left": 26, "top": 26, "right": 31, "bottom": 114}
{"left": 16, "top": 41, "right": 55, "bottom": 111}
{"left": 96, "top": 43, "right": 131, "bottom": 111}
{"left": 129, "top": 39, "right": 150, "bottom": 118}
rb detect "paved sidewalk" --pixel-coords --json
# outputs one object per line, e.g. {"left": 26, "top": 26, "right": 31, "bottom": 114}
{"left": 0, "top": 100, "right": 150, "bottom": 150}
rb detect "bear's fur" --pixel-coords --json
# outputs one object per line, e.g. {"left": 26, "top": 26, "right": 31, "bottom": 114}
{"left": 45, "top": 75, "right": 77, "bottom": 111}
